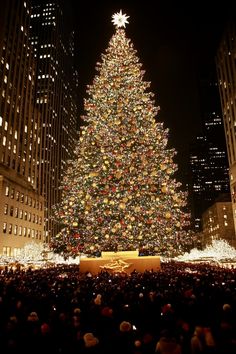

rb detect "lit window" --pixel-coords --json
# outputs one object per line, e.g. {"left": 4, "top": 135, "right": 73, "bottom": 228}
{"left": 3, "top": 223, "right": 7, "bottom": 233}
{"left": 10, "top": 188, "right": 14, "bottom": 199}
{"left": 5, "top": 186, "right": 9, "bottom": 196}
{"left": 4, "top": 204, "right": 8, "bottom": 214}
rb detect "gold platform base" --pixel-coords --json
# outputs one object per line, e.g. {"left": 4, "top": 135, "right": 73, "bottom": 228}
{"left": 101, "top": 250, "right": 139, "bottom": 259}
{"left": 80, "top": 251, "right": 161, "bottom": 275}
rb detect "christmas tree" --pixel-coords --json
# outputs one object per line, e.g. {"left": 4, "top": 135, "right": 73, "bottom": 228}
{"left": 50, "top": 10, "right": 190, "bottom": 259}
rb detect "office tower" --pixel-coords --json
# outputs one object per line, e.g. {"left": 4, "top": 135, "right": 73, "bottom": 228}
{"left": 30, "top": 0, "right": 78, "bottom": 241}
{"left": 216, "top": 18, "right": 236, "bottom": 239}
{"left": 0, "top": 0, "right": 44, "bottom": 256}
{"left": 202, "top": 198, "right": 234, "bottom": 247}
{"left": 189, "top": 76, "right": 230, "bottom": 233}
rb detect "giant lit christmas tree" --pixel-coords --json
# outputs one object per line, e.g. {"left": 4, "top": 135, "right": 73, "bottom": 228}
{"left": 50, "top": 10, "right": 190, "bottom": 259}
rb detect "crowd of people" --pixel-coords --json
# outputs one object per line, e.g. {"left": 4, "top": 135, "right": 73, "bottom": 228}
{"left": 0, "top": 260, "right": 236, "bottom": 353}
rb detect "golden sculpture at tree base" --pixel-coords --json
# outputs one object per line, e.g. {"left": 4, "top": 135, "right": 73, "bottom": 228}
{"left": 79, "top": 251, "right": 161, "bottom": 275}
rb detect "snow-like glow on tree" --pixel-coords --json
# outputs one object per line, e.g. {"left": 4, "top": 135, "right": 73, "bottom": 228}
{"left": 50, "top": 12, "right": 191, "bottom": 259}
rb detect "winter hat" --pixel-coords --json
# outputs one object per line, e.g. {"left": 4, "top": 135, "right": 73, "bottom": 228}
{"left": 83, "top": 332, "right": 99, "bottom": 347}
{"left": 94, "top": 294, "right": 102, "bottom": 305}
{"left": 27, "top": 311, "right": 39, "bottom": 322}
{"left": 9, "top": 316, "right": 18, "bottom": 324}
{"left": 73, "top": 307, "right": 81, "bottom": 315}
{"left": 119, "top": 321, "right": 132, "bottom": 332}
{"left": 101, "top": 306, "right": 113, "bottom": 317}
{"left": 223, "top": 303, "right": 231, "bottom": 311}
{"left": 41, "top": 323, "right": 50, "bottom": 335}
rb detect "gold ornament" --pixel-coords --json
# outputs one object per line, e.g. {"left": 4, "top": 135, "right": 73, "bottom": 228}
{"left": 160, "top": 164, "right": 167, "bottom": 170}
{"left": 89, "top": 171, "right": 98, "bottom": 177}
{"left": 115, "top": 171, "right": 122, "bottom": 179}
{"left": 119, "top": 202, "right": 126, "bottom": 209}
{"left": 161, "top": 186, "right": 167, "bottom": 193}
{"left": 165, "top": 212, "right": 171, "bottom": 219}
{"left": 72, "top": 222, "right": 78, "bottom": 227}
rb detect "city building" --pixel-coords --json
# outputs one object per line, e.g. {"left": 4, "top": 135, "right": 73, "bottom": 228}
{"left": 189, "top": 75, "right": 230, "bottom": 234}
{"left": 202, "top": 197, "right": 235, "bottom": 247}
{"left": 216, "top": 18, "right": 236, "bottom": 240}
{"left": 0, "top": 0, "right": 44, "bottom": 256}
{"left": 30, "top": 0, "right": 78, "bottom": 242}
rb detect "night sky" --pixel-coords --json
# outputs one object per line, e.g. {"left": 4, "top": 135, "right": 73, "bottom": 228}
{"left": 71, "top": 0, "right": 235, "bottom": 185}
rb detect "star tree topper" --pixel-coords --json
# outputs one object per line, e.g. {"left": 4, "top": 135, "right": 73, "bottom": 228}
{"left": 112, "top": 10, "right": 130, "bottom": 28}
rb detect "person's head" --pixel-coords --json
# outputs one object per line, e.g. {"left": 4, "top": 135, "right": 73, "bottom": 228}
{"left": 83, "top": 332, "right": 99, "bottom": 347}
{"left": 119, "top": 321, "right": 132, "bottom": 332}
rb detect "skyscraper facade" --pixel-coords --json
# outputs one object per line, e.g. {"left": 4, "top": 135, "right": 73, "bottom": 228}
{"left": 216, "top": 18, "right": 236, "bottom": 239}
{"left": 30, "top": 0, "right": 78, "bottom": 241}
{"left": 0, "top": 0, "right": 44, "bottom": 256}
{"left": 0, "top": 0, "right": 78, "bottom": 256}
{"left": 189, "top": 77, "right": 230, "bottom": 233}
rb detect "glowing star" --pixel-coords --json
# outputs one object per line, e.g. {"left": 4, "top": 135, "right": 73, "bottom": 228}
{"left": 112, "top": 10, "right": 129, "bottom": 28}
